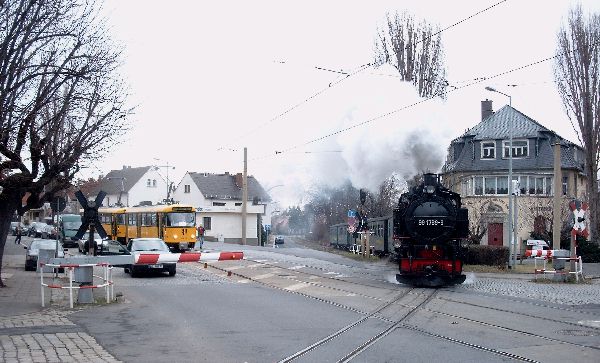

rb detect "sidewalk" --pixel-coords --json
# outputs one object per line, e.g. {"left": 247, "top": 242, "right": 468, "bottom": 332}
{"left": 1, "top": 235, "right": 120, "bottom": 362}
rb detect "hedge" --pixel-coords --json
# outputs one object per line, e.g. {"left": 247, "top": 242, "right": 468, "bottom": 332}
{"left": 463, "top": 245, "right": 509, "bottom": 266}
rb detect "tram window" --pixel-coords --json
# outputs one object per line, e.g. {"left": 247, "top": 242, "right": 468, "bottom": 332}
{"left": 116, "top": 214, "right": 125, "bottom": 224}
{"left": 166, "top": 213, "right": 195, "bottom": 227}
{"left": 128, "top": 214, "right": 136, "bottom": 225}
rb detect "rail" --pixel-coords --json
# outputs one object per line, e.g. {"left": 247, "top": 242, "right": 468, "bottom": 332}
{"left": 533, "top": 256, "right": 583, "bottom": 282}
{"left": 40, "top": 262, "right": 114, "bottom": 308}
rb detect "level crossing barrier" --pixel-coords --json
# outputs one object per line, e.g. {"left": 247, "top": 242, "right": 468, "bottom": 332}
{"left": 533, "top": 256, "right": 583, "bottom": 282}
{"left": 40, "top": 262, "right": 113, "bottom": 309}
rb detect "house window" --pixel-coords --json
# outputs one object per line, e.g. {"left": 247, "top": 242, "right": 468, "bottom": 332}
{"left": 184, "top": 185, "right": 190, "bottom": 193}
{"left": 481, "top": 141, "right": 495, "bottom": 159}
{"left": 545, "top": 177, "right": 552, "bottom": 195}
{"left": 497, "top": 176, "right": 508, "bottom": 194}
{"left": 146, "top": 179, "right": 151, "bottom": 187}
{"left": 474, "top": 177, "right": 483, "bottom": 195}
{"left": 503, "top": 139, "right": 529, "bottom": 158}
{"left": 152, "top": 179, "right": 156, "bottom": 187}
{"left": 235, "top": 202, "right": 242, "bottom": 206}
{"left": 203, "top": 217, "right": 211, "bottom": 230}
{"left": 484, "top": 177, "right": 497, "bottom": 194}
{"left": 213, "top": 202, "right": 225, "bottom": 206}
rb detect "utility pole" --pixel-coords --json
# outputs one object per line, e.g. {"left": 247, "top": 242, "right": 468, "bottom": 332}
{"left": 552, "top": 142, "right": 562, "bottom": 250}
{"left": 242, "top": 147, "right": 248, "bottom": 245}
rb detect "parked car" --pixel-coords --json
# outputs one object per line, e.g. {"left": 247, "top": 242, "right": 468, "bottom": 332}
{"left": 275, "top": 236, "right": 284, "bottom": 244}
{"left": 77, "top": 233, "right": 108, "bottom": 254}
{"left": 42, "top": 224, "right": 58, "bottom": 239}
{"left": 124, "top": 238, "right": 176, "bottom": 277}
{"left": 24, "top": 239, "right": 65, "bottom": 271}
{"left": 28, "top": 222, "right": 46, "bottom": 238}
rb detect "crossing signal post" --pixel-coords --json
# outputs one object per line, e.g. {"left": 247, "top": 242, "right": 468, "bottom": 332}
{"left": 72, "top": 190, "right": 108, "bottom": 303}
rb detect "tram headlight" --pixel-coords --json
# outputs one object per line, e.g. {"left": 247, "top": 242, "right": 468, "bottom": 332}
{"left": 173, "top": 234, "right": 178, "bottom": 239}
{"left": 192, "top": 233, "right": 196, "bottom": 239}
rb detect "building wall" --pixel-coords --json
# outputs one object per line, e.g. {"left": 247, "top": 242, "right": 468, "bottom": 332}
{"left": 127, "top": 169, "right": 168, "bottom": 206}
{"left": 173, "top": 172, "right": 266, "bottom": 245}
{"left": 446, "top": 169, "right": 586, "bottom": 248}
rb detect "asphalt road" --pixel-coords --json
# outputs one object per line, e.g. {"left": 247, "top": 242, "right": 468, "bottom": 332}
{"left": 6, "top": 234, "right": 598, "bottom": 362}
{"left": 58, "top": 236, "right": 600, "bottom": 363}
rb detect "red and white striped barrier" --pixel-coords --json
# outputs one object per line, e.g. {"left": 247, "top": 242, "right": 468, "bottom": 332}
{"left": 134, "top": 251, "right": 243, "bottom": 265}
{"left": 525, "top": 249, "right": 554, "bottom": 258}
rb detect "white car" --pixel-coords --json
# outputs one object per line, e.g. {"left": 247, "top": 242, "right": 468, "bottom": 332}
{"left": 77, "top": 233, "right": 108, "bottom": 254}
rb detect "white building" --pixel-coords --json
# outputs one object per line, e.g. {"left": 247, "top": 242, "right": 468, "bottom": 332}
{"left": 172, "top": 172, "right": 270, "bottom": 245}
{"left": 95, "top": 166, "right": 169, "bottom": 207}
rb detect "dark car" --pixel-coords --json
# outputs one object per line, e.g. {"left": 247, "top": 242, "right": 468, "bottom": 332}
{"left": 24, "top": 239, "right": 65, "bottom": 271}
{"left": 124, "top": 238, "right": 176, "bottom": 277}
{"left": 275, "top": 236, "right": 284, "bottom": 244}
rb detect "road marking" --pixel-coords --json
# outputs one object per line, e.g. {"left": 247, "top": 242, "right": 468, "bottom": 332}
{"left": 285, "top": 283, "right": 308, "bottom": 291}
{"left": 253, "top": 273, "right": 275, "bottom": 280}
{"left": 225, "top": 266, "right": 244, "bottom": 270}
{"left": 578, "top": 320, "right": 600, "bottom": 328}
{"left": 288, "top": 265, "right": 305, "bottom": 270}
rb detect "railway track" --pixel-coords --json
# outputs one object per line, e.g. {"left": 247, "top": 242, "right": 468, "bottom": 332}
{"left": 201, "top": 255, "right": 599, "bottom": 362}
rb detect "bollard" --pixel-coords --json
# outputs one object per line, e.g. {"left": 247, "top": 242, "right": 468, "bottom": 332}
{"left": 73, "top": 266, "right": 94, "bottom": 303}
{"left": 227, "top": 271, "right": 232, "bottom": 277}
{"left": 204, "top": 262, "right": 208, "bottom": 268}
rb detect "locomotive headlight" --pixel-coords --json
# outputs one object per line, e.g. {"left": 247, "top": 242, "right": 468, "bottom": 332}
{"left": 425, "top": 185, "right": 435, "bottom": 194}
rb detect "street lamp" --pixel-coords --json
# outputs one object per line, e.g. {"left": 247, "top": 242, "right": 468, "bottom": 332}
{"left": 485, "top": 86, "right": 517, "bottom": 268}
{"left": 153, "top": 158, "right": 175, "bottom": 203}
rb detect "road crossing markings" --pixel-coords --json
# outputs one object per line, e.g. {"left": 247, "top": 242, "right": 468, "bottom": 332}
{"left": 253, "top": 273, "right": 275, "bottom": 280}
{"left": 285, "top": 282, "right": 308, "bottom": 291}
{"left": 288, "top": 265, "right": 305, "bottom": 270}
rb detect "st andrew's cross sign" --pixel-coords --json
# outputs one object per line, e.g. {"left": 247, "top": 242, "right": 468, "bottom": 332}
{"left": 73, "top": 190, "right": 108, "bottom": 241}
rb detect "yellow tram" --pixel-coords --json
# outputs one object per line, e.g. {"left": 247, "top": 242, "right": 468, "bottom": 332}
{"left": 98, "top": 204, "right": 197, "bottom": 251}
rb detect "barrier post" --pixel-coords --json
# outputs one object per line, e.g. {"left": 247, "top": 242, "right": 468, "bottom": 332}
{"left": 40, "top": 268, "right": 45, "bottom": 307}
{"left": 69, "top": 267, "right": 74, "bottom": 309}
{"left": 105, "top": 265, "right": 110, "bottom": 303}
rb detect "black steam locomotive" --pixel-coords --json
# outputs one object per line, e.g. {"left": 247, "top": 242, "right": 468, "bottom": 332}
{"left": 393, "top": 173, "right": 469, "bottom": 287}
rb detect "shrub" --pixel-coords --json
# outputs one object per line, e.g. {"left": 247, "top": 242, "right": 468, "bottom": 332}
{"left": 464, "top": 245, "right": 509, "bottom": 266}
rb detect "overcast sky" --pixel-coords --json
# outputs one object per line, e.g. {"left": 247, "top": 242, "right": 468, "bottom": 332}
{"left": 87, "top": 0, "right": 600, "bottom": 207}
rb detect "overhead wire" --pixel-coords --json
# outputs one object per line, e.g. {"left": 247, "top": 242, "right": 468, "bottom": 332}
{"left": 254, "top": 53, "right": 559, "bottom": 161}
{"left": 221, "top": 0, "right": 510, "bottom": 154}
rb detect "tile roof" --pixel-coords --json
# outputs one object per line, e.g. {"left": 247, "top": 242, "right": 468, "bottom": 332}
{"left": 462, "top": 106, "right": 549, "bottom": 140}
{"left": 98, "top": 166, "right": 152, "bottom": 194}
{"left": 189, "top": 172, "right": 271, "bottom": 202}
{"left": 443, "top": 105, "right": 585, "bottom": 174}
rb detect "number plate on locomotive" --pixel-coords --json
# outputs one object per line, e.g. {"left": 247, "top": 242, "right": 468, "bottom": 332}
{"left": 417, "top": 219, "right": 444, "bottom": 226}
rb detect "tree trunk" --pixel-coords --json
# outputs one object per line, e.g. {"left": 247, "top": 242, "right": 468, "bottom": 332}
{"left": 0, "top": 192, "right": 20, "bottom": 287}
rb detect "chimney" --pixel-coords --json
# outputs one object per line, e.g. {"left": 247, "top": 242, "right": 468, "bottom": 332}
{"left": 481, "top": 99, "right": 493, "bottom": 121}
{"left": 234, "top": 173, "right": 243, "bottom": 188}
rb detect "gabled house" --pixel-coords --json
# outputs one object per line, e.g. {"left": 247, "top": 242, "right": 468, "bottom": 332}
{"left": 94, "top": 166, "right": 169, "bottom": 207}
{"left": 172, "top": 172, "right": 271, "bottom": 245}
{"left": 441, "top": 100, "right": 587, "bottom": 248}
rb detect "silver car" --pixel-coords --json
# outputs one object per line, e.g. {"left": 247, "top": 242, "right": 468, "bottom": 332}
{"left": 24, "top": 239, "right": 65, "bottom": 271}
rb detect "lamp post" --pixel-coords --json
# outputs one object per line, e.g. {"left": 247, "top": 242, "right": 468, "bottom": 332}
{"left": 153, "top": 158, "right": 175, "bottom": 203}
{"left": 485, "top": 86, "right": 517, "bottom": 268}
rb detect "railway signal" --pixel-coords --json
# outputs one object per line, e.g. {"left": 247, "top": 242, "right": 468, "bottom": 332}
{"left": 73, "top": 190, "right": 107, "bottom": 256}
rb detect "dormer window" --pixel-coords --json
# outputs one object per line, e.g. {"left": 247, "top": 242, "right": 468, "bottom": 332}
{"left": 481, "top": 141, "right": 495, "bottom": 159}
{"left": 503, "top": 139, "right": 528, "bottom": 158}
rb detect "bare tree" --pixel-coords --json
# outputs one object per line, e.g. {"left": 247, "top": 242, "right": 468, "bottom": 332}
{"left": 554, "top": 5, "right": 600, "bottom": 243}
{"left": 0, "top": 0, "right": 130, "bottom": 286}
{"left": 374, "top": 11, "right": 447, "bottom": 99}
